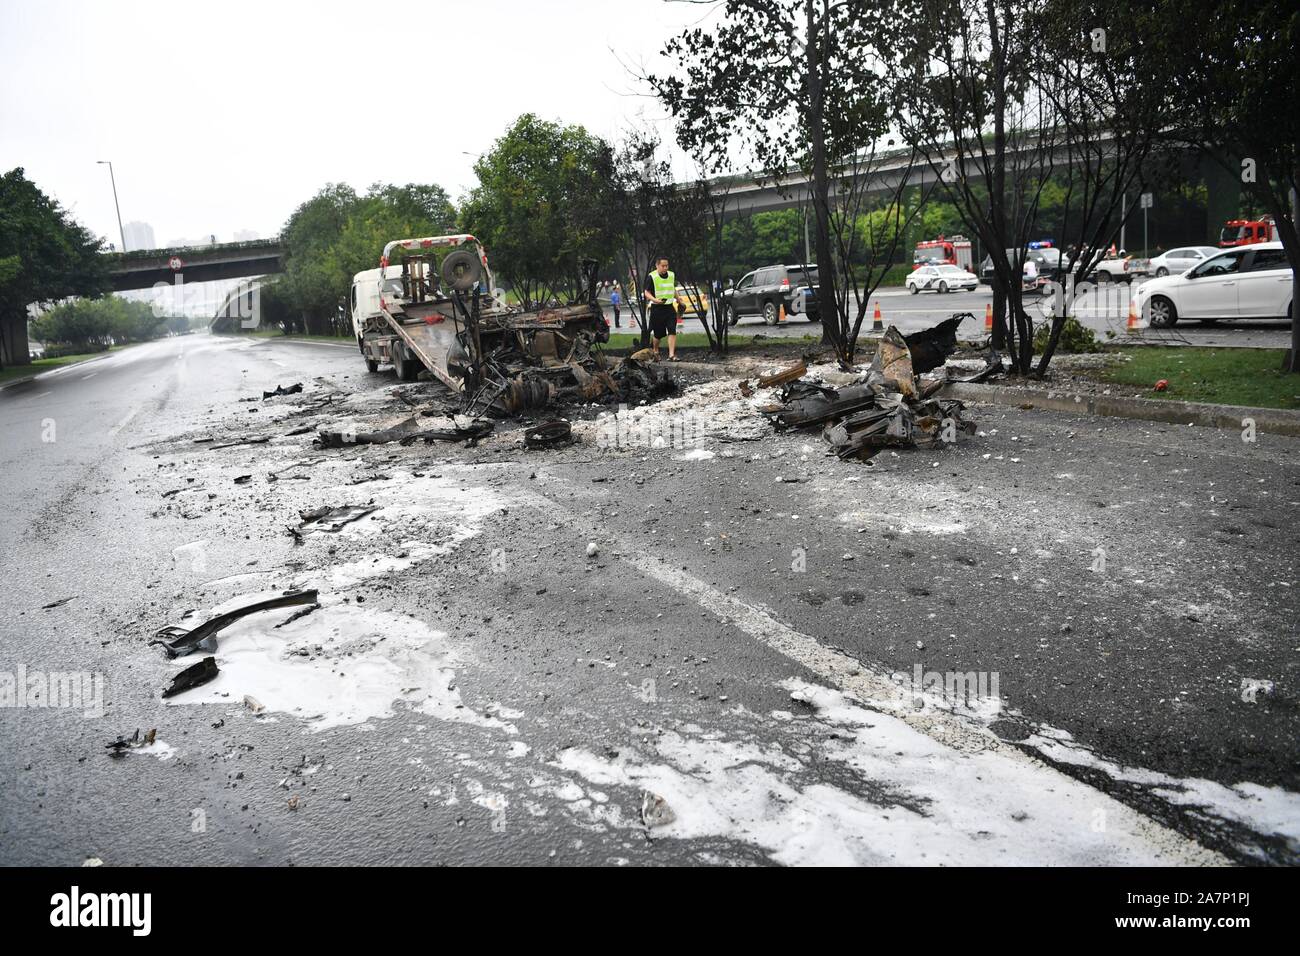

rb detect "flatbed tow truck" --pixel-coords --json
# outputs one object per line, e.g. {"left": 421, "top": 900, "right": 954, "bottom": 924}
{"left": 351, "top": 235, "right": 617, "bottom": 414}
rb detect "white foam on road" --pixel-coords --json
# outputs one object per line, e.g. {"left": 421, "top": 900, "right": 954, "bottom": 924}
{"left": 552, "top": 678, "right": 1221, "bottom": 865}
{"left": 166, "top": 602, "right": 514, "bottom": 733}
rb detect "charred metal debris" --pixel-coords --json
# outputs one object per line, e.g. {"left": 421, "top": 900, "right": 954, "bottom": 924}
{"left": 151, "top": 589, "right": 320, "bottom": 658}
{"left": 434, "top": 259, "right": 676, "bottom": 417}
{"left": 762, "top": 317, "right": 977, "bottom": 461}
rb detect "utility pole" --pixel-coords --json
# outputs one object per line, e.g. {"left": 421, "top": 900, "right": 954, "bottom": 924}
{"left": 97, "top": 160, "right": 127, "bottom": 253}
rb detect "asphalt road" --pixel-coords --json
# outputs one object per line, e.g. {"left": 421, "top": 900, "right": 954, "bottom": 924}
{"left": 646, "top": 281, "right": 1294, "bottom": 349}
{"left": 1, "top": 334, "right": 1297, "bottom": 866}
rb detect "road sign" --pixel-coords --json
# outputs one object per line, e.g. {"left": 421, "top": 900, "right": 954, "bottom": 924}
{"left": 168, "top": 256, "right": 184, "bottom": 271}
{"left": 1139, "top": 193, "right": 1153, "bottom": 209}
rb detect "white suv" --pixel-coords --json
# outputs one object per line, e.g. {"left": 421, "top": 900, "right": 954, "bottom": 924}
{"left": 1134, "top": 242, "right": 1293, "bottom": 327}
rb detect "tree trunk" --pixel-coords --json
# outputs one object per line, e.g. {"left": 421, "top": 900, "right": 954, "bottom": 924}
{"left": 808, "top": 0, "right": 841, "bottom": 365}
{"left": 988, "top": 0, "right": 1008, "bottom": 353}
{"left": 0, "top": 308, "right": 32, "bottom": 368}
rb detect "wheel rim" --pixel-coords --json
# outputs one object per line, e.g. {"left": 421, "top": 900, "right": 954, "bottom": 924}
{"left": 1157, "top": 268, "right": 1168, "bottom": 277}
{"left": 1149, "top": 300, "right": 1172, "bottom": 326}
{"left": 939, "top": 282, "right": 948, "bottom": 293}
{"left": 764, "top": 303, "right": 777, "bottom": 324}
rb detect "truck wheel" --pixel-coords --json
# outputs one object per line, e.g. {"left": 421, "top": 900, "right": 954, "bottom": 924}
{"left": 762, "top": 301, "right": 779, "bottom": 325}
{"left": 392, "top": 341, "right": 420, "bottom": 381}
{"left": 365, "top": 358, "right": 379, "bottom": 373}
{"left": 1147, "top": 296, "right": 1177, "bottom": 328}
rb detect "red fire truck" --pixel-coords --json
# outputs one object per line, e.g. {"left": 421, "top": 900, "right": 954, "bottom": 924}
{"left": 1219, "top": 216, "right": 1278, "bottom": 247}
{"left": 912, "top": 235, "right": 973, "bottom": 270}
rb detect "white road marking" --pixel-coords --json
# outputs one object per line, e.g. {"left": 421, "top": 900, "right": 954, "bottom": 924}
{"left": 80, "top": 372, "right": 97, "bottom": 380}
{"left": 108, "top": 404, "right": 140, "bottom": 436}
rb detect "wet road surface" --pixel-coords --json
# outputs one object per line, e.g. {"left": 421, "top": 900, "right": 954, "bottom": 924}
{"left": 1, "top": 333, "right": 1297, "bottom": 865}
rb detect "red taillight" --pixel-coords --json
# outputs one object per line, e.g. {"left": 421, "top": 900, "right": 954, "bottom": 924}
{"left": 781, "top": 277, "right": 789, "bottom": 288}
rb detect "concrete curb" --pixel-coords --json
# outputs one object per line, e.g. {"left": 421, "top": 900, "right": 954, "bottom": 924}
{"left": 940, "top": 382, "right": 1300, "bottom": 437}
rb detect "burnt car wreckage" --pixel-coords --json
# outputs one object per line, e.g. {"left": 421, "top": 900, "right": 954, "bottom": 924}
{"left": 351, "top": 235, "right": 674, "bottom": 417}
{"left": 762, "top": 316, "right": 978, "bottom": 460}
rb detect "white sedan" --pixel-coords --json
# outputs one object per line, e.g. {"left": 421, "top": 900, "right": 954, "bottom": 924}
{"left": 1146, "top": 245, "right": 1219, "bottom": 278}
{"left": 1134, "top": 242, "right": 1293, "bottom": 327}
{"left": 906, "top": 264, "right": 979, "bottom": 294}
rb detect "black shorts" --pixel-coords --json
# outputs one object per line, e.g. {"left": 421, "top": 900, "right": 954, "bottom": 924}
{"left": 649, "top": 306, "right": 676, "bottom": 338}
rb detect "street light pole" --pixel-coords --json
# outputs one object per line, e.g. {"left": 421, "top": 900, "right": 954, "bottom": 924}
{"left": 97, "top": 160, "right": 127, "bottom": 253}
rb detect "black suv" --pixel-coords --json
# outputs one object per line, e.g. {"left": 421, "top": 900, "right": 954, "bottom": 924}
{"left": 979, "top": 247, "right": 1066, "bottom": 289}
{"left": 723, "top": 264, "right": 820, "bottom": 325}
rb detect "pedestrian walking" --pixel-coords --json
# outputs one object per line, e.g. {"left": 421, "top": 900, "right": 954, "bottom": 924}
{"left": 643, "top": 256, "right": 679, "bottom": 361}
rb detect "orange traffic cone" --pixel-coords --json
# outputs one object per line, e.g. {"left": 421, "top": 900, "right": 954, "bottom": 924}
{"left": 984, "top": 302, "right": 994, "bottom": 333}
{"left": 1126, "top": 299, "right": 1141, "bottom": 335}
{"left": 872, "top": 302, "right": 883, "bottom": 332}
{"left": 779, "top": 302, "right": 786, "bottom": 323}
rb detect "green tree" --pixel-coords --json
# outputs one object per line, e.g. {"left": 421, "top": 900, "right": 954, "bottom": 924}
{"left": 1154, "top": 0, "right": 1299, "bottom": 370}
{"left": 0, "top": 168, "right": 108, "bottom": 368}
{"left": 460, "top": 114, "right": 618, "bottom": 308}
{"left": 279, "top": 182, "right": 458, "bottom": 334}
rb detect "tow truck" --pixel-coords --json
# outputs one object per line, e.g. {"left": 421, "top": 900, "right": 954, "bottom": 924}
{"left": 350, "top": 234, "right": 613, "bottom": 413}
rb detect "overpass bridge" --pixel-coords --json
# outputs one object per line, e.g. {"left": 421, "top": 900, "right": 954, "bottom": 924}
{"left": 106, "top": 238, "right": 283, "bottom": 291}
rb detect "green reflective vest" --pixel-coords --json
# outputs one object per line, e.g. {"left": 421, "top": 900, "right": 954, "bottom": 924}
{"left": 650, "top": 270, "right": 676, "bottom": 304}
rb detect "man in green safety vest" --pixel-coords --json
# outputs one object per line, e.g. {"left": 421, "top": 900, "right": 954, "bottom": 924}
{"left": 642, "top": 256, "right": 680, "bottom": 361}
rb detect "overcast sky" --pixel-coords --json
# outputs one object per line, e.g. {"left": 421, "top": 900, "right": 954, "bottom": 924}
{"left": 1, "top": 0, "right": 724, "bottom": 249}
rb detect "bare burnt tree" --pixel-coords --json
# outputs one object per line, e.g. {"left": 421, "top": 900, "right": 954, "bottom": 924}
{"left": 648, "top": 0, "right": 920, "bottom": 368}
{"left": 1032, "top": 0, "right": 1175, "bottom": 373}
{"left": 608, "top": 130, "right": 712, "bottom": 350}
{"left": 894, "top": 0, "right": 1063, "bottom": 375}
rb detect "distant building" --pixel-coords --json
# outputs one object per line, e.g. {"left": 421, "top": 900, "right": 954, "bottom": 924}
{"left": 122, "top": 221, "right": 155, "bottom": 252}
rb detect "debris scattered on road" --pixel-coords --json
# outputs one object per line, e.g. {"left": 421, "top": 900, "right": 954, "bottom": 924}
{"left": 275, "top": 602, "right": 320, "bottom": 628}
{"left": 1155, "top": 379, "right": 1169, "bottom": 391}
{"left": 209, "top": 436, "right": 271, "bottom": 449}
{"left": 105, "top": 728, "right": 156, "bottom": 755}
{"left": 151, "top": 588, "right": 320, "bottom": 658}
{"left": 233, "top": 474, "right": 253, "bottom": 484}
{"left": 41, "top": 596, "right": 75, "bottom": 610}
{"left": 586, "top": 541, "right": 599, "bottom": 557}
{"left": 758, "top": 359, "right": 807, "bottom": 389}
{"left": 524, "top": 420, "right": 574, "bottom": 450}
{"left": 162, "top": 656, "right": 219, "bottom": 698}
{"left": 641, "top": 790, "right": 676, "bottom": 828}
{"left": 263, "top": 383, "right": 304, "bottom": 400}
{"left": 244, "top": 694, "right": 266, "bottom": 714}
{"left": 296, "top": 506, "right": 378, "bottom": 534}
{"left": 765, "top": 321, "right": 975, "bottom": 461}
{"left": 1240, "top": 678, "right": 1275, "bottom": 703}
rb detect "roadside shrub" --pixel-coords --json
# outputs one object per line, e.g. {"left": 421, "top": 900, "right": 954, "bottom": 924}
{"left": 1034, "top": 315, "right": 1100, "bottom": 354}
{"left": 41, "top": 341, "right": 109, "bottom": 359}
